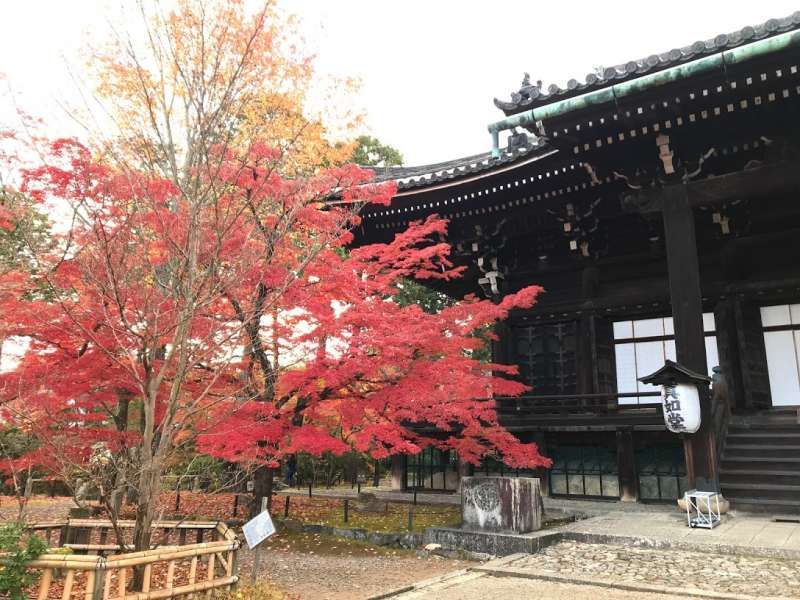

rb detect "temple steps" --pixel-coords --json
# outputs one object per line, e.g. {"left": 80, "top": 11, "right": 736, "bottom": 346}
{"left": 722, "top": 457, "right": 800, "bottom": 472}
{"left": 721, "top": 497, "right": 800, "bottom": 514}
{"left": 726, "top": 431, "right": 800, "bottom": 441}
{"left": 720, "top": 413, "right": 800, "bottom": 514}
{"left": 720, "top": 469, "right": 800, "bottom": 486}
{"left": 719, "top": 482, "right": 800, "bottom": 501}
{"left": 723, "top": 444, "right": 800, "bottom": 457}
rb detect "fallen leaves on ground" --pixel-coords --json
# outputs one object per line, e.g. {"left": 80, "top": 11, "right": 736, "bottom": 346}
{"left": 3, "top": 493, "right": 461, "bottom": 534}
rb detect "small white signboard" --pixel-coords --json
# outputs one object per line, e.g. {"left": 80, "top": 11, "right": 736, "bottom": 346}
{"left": 243, "top": 507, "right": 276, "bottom": 549}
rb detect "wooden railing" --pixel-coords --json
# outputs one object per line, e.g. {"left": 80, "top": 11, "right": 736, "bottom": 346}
{"left": 6, "top": 519, "right": 239, "bottom": 599}
{"left": 495, "top": 392, "right": 664, "bottom": 428}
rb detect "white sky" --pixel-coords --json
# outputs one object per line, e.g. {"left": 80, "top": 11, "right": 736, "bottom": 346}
{"left": 0, "top": 1, "right": 798, "bottom": 166}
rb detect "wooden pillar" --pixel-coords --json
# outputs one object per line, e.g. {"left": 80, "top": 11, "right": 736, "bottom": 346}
{"left": 661, "top": 185, "right": 719, "bottom": 492}
{"left": 617, "top": 428, "right": 639, "bottom": 502}
{"left": 576, "top": 316, "right": 594, "bottom": 395}
{"left": 390, "top": 455, "right": 404, "bottom": 491}
{"left": 713, "top": 298, "right": 745, "bottom": 412}
{"left": 616, "top": 428, "right": 637, "bottom": 502}
{"left": 532, "top": 432, "right": 550, "bottom": 497}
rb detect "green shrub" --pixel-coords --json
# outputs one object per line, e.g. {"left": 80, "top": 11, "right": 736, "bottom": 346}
{"left": 0, "top": 523, "right": 48, "bottom": 600}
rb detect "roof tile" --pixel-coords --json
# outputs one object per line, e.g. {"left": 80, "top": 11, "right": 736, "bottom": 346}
{"left": 494, "top": 12, "right": 800, "bottom": 115}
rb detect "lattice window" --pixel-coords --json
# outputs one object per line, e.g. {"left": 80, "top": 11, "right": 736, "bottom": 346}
{"left": 760, "top": 304, "right": 800, "bottom": 407}
{"left": 613, "top": 314, "right": 719, "bottom": 405}
{"left": 549, "top": 445, "right": 619, "bottom": 499}
{"left": 512, "top": 322, "right": 577, "bottom": 395}
{"left": 636, "top": 445, "right": 688, "bottom": 502}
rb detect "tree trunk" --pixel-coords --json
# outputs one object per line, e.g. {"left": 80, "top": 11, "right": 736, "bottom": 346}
{"left": 131, "top": 458, "right": 161, "bottom": 590}
{"left": 251, "top": 465, "right": 274, "bottom": 517}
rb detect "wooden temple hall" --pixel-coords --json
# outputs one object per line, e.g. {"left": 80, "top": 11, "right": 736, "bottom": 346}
{"left": 353, "top": 14, "right": 800, "bottom": 511}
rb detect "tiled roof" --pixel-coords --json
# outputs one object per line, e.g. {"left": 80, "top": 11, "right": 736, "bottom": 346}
{"left": 367, "top": 140, "right": 555, "bottom": 192}
{"left": 494, "top": 12, "right": 800, "bottom": 116}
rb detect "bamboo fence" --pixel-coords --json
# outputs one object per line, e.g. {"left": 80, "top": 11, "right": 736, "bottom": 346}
{"left": 2, "top": 519, "right": 240, "bottom": 599}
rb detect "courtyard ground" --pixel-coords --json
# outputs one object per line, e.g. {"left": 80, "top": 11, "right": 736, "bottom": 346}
{"left": 6, "top": 493, "right": 800, "bottom": 599}
{"left": 385, "top": 542, "right": 800, "bottom": 599}
{"left": 239, "top": 529, "right": 470, "bottom": 600}
{"left": 385, "top": 572, "right": 698, "bottom": 600}
{"left": 0, "top": 494, "right": 470, "bottom": 600}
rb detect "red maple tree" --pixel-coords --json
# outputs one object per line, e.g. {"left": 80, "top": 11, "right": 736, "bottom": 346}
{"left": 0, "top": 132, "right": 548, "bottom": 554}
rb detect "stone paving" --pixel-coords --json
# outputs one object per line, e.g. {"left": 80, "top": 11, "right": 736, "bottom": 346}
{"left": 509, "top": 540, "right": 800, "bottom": 598}
{"left": 563, "top": 510, "right": 800, "bottom": 555}
{"left": 387, "top": 572, "right": 692, "bottom": 600}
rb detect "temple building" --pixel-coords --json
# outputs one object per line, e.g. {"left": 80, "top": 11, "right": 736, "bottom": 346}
{"left": 354, "top": 13, "right": 800, "bottom": 511}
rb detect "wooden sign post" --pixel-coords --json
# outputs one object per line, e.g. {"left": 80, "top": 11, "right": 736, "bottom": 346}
{"left": 243, "top": 497, "right": 276, "bottom": 584}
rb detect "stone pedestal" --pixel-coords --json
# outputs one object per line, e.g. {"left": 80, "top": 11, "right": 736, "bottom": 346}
{"left": 461, "top": 477, "right": 543, "bottom": 534}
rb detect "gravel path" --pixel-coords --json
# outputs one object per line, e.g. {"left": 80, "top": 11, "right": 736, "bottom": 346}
{"left": 512, "top": 541, "right": 800, "bottom": 598}
{"left": 239, "top": 530, "right": 471, "bottom": 600}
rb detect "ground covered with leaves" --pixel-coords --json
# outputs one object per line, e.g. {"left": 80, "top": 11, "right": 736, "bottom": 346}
{"left": 275, "top": 495, "right": 461, "bottom": 533}
{"left": 1, "top": 494, "right": 468, "bottom": 599}
{"left": 2, "top": 492, "right": 461, "bottom": 536}
{"left": 238, "top": 529, "right": 469, "bottom": 600}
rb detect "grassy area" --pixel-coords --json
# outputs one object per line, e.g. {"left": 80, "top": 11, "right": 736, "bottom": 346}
{"left": 276, "top": 496, "right": 461, "bottom": 533}
{"left": 4, "top": 493, "right": 461, "bottom": 535}
{"left": 260, "top": 527, "right": 418, "bottom": 557}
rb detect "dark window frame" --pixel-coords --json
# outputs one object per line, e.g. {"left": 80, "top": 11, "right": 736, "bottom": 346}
{"left": 635, "top": 444, "right": 687, "bottom": 503}
{"left": 548, "top": 445, "right": 619, "bottom": 500}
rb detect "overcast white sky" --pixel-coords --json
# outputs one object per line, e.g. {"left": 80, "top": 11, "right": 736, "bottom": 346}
{"left": 1, "top": 1, "right": 798, "bottom": 165}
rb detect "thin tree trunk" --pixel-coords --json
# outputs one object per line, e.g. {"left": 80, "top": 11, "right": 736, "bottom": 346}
{"left": 251, "top": 466, "right": 274, "bottom": 517}
{"left": 131, "top": 458, "right": 161, "bottom": 590}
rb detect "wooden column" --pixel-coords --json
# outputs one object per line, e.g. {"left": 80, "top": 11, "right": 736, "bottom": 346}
{"left": 616, "top": 428, "right": 637, "bottom": 502}
{"left": 713, "top": 299, "right": 745, "bottom": 412}
{"left": 390, "top": 455, "right": 405, "bottom": 491}
{"left": 576, "top": 316, "right": 594, "bottom": 395}
{"left": 661, "top": 185, "right": 719, "bottom": 492}
{"left": 532, "top": 432, "right": 550, "bottom": 497}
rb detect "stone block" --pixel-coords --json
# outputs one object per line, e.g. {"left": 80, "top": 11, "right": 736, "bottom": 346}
{"left": 355, "top": 492, "right": 388, "bottom": 513}
{"left": 461, "top": 477, "right": 543, "bottom": 534}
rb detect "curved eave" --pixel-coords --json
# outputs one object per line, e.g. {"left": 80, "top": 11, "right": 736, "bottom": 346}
{"left": 393, "top": 147, "right": 559, "bottom": 197}
{"left": 494, "top": 12, "right": 800, "bottom": 116}
{"left": 382, "top": 143, "right": 556, "bottom": 196}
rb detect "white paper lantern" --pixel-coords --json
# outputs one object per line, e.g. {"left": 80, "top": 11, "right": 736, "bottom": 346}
{"left": 662, "top": 383, "right": 701, "bottom": 434}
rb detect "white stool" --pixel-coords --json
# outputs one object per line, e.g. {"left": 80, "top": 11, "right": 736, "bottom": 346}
{"left": 684, "top": 490, "right": 722, "bottom": 529}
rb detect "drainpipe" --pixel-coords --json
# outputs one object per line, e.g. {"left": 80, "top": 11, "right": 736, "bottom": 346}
{"left": 488, "top": 29, "right": 800, "bottom": 158}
